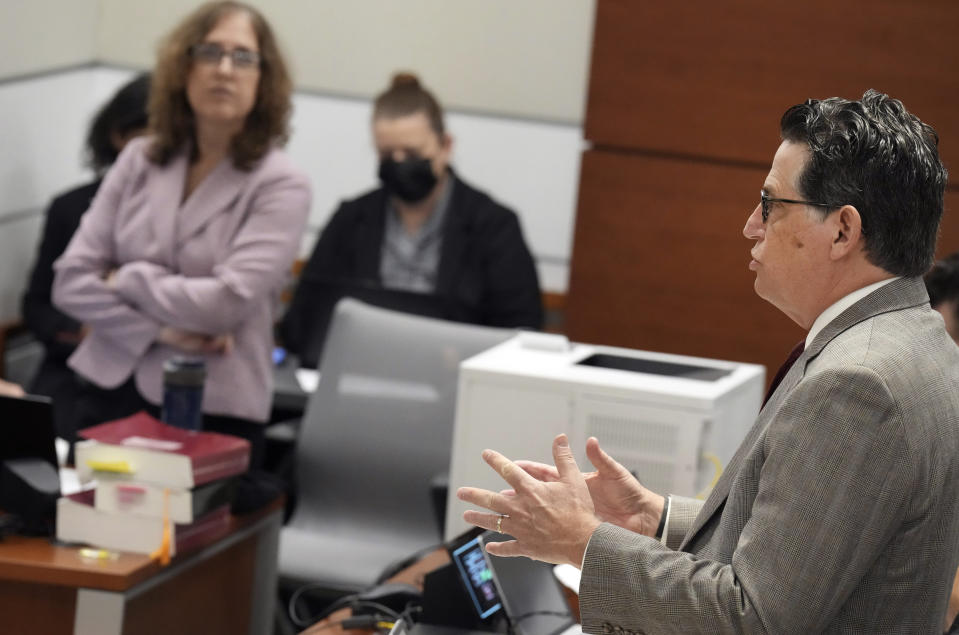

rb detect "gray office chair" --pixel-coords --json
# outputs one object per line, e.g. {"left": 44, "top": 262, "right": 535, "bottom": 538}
{"left": 278, "top": 298, "right": 514, "bottom": 591}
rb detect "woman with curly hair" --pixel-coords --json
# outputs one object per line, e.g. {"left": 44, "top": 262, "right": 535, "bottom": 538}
{"left": 53, "top": 1, "right": 310, "bottom": 467}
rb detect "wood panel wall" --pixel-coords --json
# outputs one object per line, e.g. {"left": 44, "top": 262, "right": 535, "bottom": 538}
{"left": 567, "top": 0, "right": 959, "bottom": 375}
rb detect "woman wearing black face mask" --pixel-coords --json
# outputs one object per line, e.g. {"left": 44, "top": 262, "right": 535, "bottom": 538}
{"left": 280, "top": 72, "right": 543, "bottom": 363}
{"left": 377, "top": 153, "right": 438, "bottom": 204}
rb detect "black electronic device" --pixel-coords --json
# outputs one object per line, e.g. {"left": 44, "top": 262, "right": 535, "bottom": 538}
{"left": 420, "top": 527, "right": 504, "bottom": 632}
{"left": 0, "top": 394, "right": 60, "bottom": 535}
{"left": 448, "top": 531, "right": 503, "bottom": 621}
{"left": 483, "top": 533, "right": 578, "bottom": 635}
{"left": 288, "top": 277, "right": 452, "bottom": 368}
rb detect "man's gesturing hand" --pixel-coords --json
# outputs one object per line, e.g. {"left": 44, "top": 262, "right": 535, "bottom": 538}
{"left": 457, "top": 434, "right": 601, "bottom": 567}
{"left": 517, "top": 436, "right": 665, "bottom": 537}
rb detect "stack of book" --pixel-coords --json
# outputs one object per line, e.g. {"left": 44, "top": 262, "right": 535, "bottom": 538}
{"left": 56, "top": 411, "right": 250, "bottom": 557}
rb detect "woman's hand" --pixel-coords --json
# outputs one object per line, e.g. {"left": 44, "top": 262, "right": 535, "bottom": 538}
{"left": 103, "top": 268, "right": 118, "bottom": 289}
{"left": 158, "top": 327, "right": 233, "bottom": 354}
{"left": 56, "top": 325, "right": 91, "bottom": 345}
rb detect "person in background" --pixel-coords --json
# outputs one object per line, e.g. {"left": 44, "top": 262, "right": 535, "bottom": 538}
{"left": 280, "top": 72, "right": 542, "bottom": 358}
{"left": 52, "top": 1, "right": 310, "bottom": 469}
{"left": 459, "top": 90, "right": 959, "bottom": 633}
{"left": 926, "top": 252, "right": 959, "bottom": 632}
{"left": 925, "top": 251, "right": 959, "bottom": 345}
{"left": 22, "top": 73, "right": 150, "bottom": 445}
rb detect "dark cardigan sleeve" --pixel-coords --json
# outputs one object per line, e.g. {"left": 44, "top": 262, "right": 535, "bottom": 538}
{"left": 278, "top": 200, "right": 360, "bottom": 353}
{"left": 477, "top": 208, "right": 543, "bottom": 329}
{"left": 22, "top": 183, "right": 97, "bottom": 360}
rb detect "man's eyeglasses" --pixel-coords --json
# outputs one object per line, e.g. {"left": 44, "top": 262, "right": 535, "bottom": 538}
{"left": 190, "top": 43, "right": 261, "bottom": 70}
{"left": 760, "top": 190, "right": 841, "bottom": 223}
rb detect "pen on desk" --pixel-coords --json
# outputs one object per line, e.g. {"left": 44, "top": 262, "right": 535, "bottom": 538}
{"left": 79, "top": 547, "right": 119, "bottom": 561}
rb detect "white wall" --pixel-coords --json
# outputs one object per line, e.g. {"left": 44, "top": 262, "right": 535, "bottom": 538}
{"left": 0, "top": 1, "right": 98, "bottom": 80}
{"left": 96, "top": 0, "right": 595, "bottom": 124}
{"left": 0, "top": 69, "right": 108, "bottom": 322}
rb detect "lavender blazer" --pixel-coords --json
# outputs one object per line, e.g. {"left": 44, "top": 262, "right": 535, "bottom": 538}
{"left": 52, "top": 136, "right": 310, "bottom": 422}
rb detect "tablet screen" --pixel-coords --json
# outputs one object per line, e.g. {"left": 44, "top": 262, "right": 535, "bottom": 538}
{"left": 450, "top": 535, "right": 503, "bottom": 620}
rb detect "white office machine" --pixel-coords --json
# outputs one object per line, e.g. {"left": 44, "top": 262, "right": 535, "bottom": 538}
{"left": 444, "top": 333, "right": 765, "bottom": 540}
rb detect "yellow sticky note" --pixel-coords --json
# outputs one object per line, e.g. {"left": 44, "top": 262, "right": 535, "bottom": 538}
{"left": 86, "top": 459, "right": 134, "bottom": 474}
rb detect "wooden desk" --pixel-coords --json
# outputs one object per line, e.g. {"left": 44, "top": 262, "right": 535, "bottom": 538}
{"left": 0, "top": 499, "right": 282, "bottom": 635}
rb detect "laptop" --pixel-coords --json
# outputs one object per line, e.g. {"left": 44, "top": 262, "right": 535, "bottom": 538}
{"left": 288, "top": 277, "right": 451, "bottom": 368}
{"left": 0, "top": 394, "right": 58, "bottom": 470}
{"left": 0, "top": 394, "right": 60, "bottom": 533}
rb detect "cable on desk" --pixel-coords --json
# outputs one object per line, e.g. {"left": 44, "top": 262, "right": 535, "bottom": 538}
{"left": 289, "top": 586, "right": 401, "bottom": 629}
{"left": 387, "top": 605, "right": 422, "bottom": 634}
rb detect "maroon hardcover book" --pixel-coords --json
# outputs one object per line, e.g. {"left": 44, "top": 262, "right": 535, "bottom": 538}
{"left": 76, "top": 411, "right": 250, "bottom": 488}
{"left": 57, "top": 490, "right": 231, "bottom": 556}
{"left": 172, "top": 504, "right": 231, "bottom": 555}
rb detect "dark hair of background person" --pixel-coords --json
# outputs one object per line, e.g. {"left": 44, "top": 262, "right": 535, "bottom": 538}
{"left": 373, "top": 72, "right": 445, "bottom": 137}
{"left": 86, "top": 73, "right": 151, "bottom": 172}
{"left": 147, "top": 0, "right": 292, "bottom": 169}
{"left": 779, "top": 89, "right": 947, "bottom": 278}
{"left": 925, "top": 252, "right": 959, "bottom": 317}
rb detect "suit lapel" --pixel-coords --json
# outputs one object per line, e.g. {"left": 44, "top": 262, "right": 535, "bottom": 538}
{"left": 678, "top": 277, "right": 928, "bottom": 551}
{"left": 176, "top": 158, "right": 246, "bottom": 245}
{"left": 146, "top": 152, "right": 188, "bottom": 267}
{"left": 679, "top": 348, "right": 810, "bottom": 550}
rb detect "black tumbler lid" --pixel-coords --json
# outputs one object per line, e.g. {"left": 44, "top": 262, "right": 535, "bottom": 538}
{"left": 162, "top": 356, "right": 206, "bottom": 387}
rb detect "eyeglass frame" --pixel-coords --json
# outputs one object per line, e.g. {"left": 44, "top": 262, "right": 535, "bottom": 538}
{"left": 189, "top": 42, "right": 262, "bottom": 70}
{"left": 760, "top": 190, "right": 843, "bottom": 224}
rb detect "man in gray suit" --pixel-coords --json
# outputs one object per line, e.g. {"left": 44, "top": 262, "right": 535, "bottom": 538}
{"left": 458, "top": 89, "right": 959, "bottom": 633}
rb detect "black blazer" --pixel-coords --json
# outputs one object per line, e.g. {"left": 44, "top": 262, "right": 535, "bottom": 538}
{"left": 21, "top": 180, "right": 99, "bottom": 437}
{"left": 281, "top": 172, "right": 543, "bottom": 354}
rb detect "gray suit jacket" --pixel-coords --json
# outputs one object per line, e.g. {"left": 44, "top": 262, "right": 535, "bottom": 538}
{"left": 52, "top": 136, "right": 310, "bottom": 421}
{"left": 580, "top": 277, "right": 959, "bottom": 634}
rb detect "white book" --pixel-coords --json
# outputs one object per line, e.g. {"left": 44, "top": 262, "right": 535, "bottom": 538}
{"left": 93, "top": 476, "right": 236, "bottom": 524}
{"left": 56, "top": 491, "right": 230, "bottom": 556}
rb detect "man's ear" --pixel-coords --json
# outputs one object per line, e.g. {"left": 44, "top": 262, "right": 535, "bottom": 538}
{"left": 830, "top": 204, "right": 864, "bottom": 260}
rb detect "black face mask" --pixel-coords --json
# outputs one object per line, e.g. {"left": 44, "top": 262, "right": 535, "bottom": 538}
{"left": 378, "top": 156, "right": 438, "bottom": 204}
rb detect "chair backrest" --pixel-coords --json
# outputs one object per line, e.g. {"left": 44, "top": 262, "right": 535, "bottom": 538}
{"left": 291, "top": 298, "right": 514, "bottom": 542}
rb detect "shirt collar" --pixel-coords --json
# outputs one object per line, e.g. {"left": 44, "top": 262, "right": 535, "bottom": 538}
{"left": 805, "top": 277, "right": 900, "bottom": 349}
{"left": 385, "top": 172, "right": 454, "bottom": 241}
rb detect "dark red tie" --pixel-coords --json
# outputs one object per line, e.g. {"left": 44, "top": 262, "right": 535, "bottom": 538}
{"left": 762, "top": 340, "right": 805, "bottom": 407}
